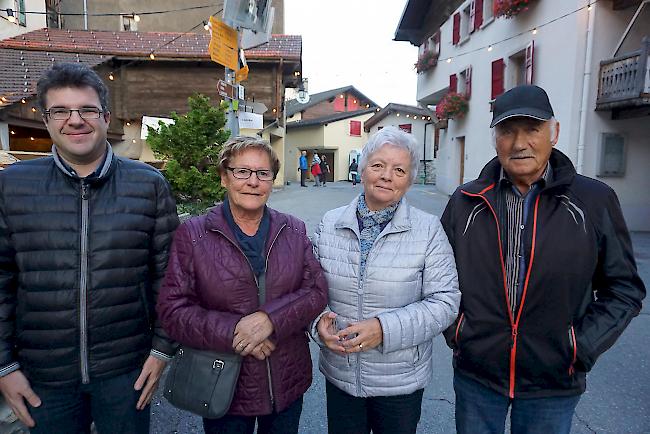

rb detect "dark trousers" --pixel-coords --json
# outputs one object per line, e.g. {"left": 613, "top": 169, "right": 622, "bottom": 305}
{"left": 203, "top": 395, "right": 303, "bottom": 434}
{"left": 300, "top": 168, "right": 307, "bottom": 186}
{"left": 29, "top": 368, "right": 149, "bottom": 434}
{"left": 454, "top": 372, "right": 581, "bottom": 434}
{"left": 320, "top": 173, "right": 327, "bottom": 186}
{"left": 326, "top": 380, "right": 424, "bottom": 434}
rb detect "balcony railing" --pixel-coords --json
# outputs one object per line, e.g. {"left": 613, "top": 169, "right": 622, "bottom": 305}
{"left": 596, "top": 37, "right": 650, "bottom": 110}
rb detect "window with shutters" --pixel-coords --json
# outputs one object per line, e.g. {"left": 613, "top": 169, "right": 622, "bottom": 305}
{"left": 460, "top": 3, "right": 472, "bottom": 42}
{"left": 491, "top": 59, "right": 505, "bottom": 99}
{"left": 472, "top": 0, "right": 484, "bottom": 31}
{"left": 458, "top": 66, "right": 472, "bottom": 98}
{"left": 507, "top": 42, "right": 534, "bottom": 89}
{"left": 349, "top": 120, "right": 362, "bottom": 137}
{"left": 598, "top": 133, "right": 626, "bottom": 177}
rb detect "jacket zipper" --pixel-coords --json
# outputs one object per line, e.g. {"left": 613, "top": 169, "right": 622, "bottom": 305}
{"left": 80, "top": 182, "right": 90, "bottom": 384}
{"left": 211, "top": 222, "right": 286, "bottom": 410}
{"left": 454, "top": 312, "right": 465, "bottom": 345}
{"left": 461, "top": 188, "right": 541, "bottom": 398}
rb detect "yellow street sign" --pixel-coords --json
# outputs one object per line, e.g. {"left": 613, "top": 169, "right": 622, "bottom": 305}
{"left": 209, "top": 16, "right": 238, "bottom": 70}
{"left": 235, "top": 65, "right": 249, "bottom": 83}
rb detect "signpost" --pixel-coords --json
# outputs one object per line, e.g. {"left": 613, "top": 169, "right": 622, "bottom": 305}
{"left": 217, "top": 79, "right": 238, "bottom": 99}
{"left": 208, "top": 17, "right": 238, "bottom": 70}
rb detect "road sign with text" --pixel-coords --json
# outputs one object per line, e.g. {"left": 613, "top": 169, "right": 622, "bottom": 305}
{"left": 209, "top": 16, "right": 238, "bottom": 70}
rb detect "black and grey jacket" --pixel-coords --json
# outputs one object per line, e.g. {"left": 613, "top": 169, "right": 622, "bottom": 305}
{"left": 0, "top": 145, "right": 179, "bottom": 387}
{"left": 441, "top": 149, "right": 645, "bottom": 399}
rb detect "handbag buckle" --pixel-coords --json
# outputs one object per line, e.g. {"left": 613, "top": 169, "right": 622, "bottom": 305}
{"left": 213, "top": 359, "right": 225, "bottom": 370}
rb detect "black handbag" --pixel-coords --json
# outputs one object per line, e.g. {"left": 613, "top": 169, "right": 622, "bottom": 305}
{"left": 163, "top": 274, "right": 267, "bottom": 419}
{"left": 163, "top": 347, "right": 242, "bottom": 419}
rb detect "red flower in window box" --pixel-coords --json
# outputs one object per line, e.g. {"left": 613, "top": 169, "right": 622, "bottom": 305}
{"left": 414, "top": 50, "right": 439, "bottom": 74}
{"left": 494, "top": 0, "right": 537, "bottom": 19}
{"left": 436, "top": 92, "right": 469, "bottom": 120}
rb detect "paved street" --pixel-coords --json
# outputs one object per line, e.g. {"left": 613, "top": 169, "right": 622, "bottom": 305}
{"left": 151, "top": 181, "right": 650, "bottom": 434}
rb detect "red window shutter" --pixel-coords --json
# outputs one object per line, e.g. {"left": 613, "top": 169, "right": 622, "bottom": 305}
{"left": 349, "top": 120, "right": 361, "bottom": 136}
{"left": 474, "top": 0, "right": 484, "bottom": 29}
{"left": 348, "top": 96, "right": 360, "bottom": 111}
{"left": 525, "top": 41, "right": 535, "bottom": 85}
{"left": 398, "top": 124, "right": 412, "bottom": 133}
{"left": 470, "top": 1, "right": 476, "bottom": 33}
{"left": 465, "top": 66, "right": 472, "bottom": 99}
{"left": 452, "top": 13, "right": 461, "bottom": 45}
{"left": 334, "top": 95, "right": 345, "bottom": 112}
{"left": 491, "top": 59, "right": 505, "bottom": 99}
{"left": 449, "top": 74, "right": 458, "bottom": 93}
{"left": 434, "top": 31, "right": 441, "bottom": 55}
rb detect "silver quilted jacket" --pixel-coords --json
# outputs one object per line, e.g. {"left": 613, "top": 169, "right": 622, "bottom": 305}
{"left": 310, "top": 195, "right": 460, "bottom": 397}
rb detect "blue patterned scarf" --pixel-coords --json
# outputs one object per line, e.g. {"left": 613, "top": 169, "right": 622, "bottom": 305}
{"left": 356, "top": 194, "right": 400, "bottom": 279}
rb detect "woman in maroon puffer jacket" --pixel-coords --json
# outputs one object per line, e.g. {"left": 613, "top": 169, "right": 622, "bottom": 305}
{"left": 157, "top": 136, "right": 328, "bottom": 434}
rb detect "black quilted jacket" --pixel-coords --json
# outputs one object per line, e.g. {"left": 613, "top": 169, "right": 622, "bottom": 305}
{"left": 0, "top": 147, "right": 179, "bottom": 387}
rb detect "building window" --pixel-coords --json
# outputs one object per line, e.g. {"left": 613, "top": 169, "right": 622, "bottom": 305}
{"left": 349, "top": 120, "right": 362, "bottom": 136}
{"left": 399, "top": 124, "right": 412, "bottom": 133}
{"left": 458, "top": 66, "right": 472, "bottom": 98}
{"left": 483, "top": 0, "right": 494, "bottom": 22}
{"left": 13, "top": 0, "right": 26, "bottom": 26}
{"left": 452, "top": 12, "right": 461, "bottom": 45}
{"left": 334, "top": 94, "right": 345, "bottom": 112}
{"left": 460, "top": 3, "right": 471, "bottom": 41}
{"left": 46, "top": 0, "right": 60, "bottom": 28}
{"left": 122, "top": 14, "right": 138, "bottom": 31}
{"left": 598, "top": 133, "right": 626, "bottom": 177}
{"left": 507, "top": 42, "right": 535, "bottom": 89}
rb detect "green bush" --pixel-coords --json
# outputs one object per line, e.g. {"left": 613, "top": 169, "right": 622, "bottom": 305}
{"left": 147, "top": 94, "right": 230, "bottom": 214}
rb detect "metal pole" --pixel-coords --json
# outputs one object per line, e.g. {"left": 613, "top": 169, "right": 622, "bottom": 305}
{"left": 223, "top": 11, "right": 240, "bottom": 137}
{"left": 83, "top": 0, "right": 88, "bottom": 30}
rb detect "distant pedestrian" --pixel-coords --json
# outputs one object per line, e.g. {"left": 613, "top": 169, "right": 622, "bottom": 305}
{"left": 320, "top": 155, "right": 330, "bottom": 186}
{"left": 349, "top": 158, "right": 358, "bottom": 186}
{"left": 311, "top": 127, "right": 460, "bottom": 434}
{"left": 441, "top": 85, "right": 646, "bottom": 434}
{"left": 298, "top": 150, "right": 308, "bottom": 187}
{"left": 311, "top": 152, "right": 322, "bottom": 187}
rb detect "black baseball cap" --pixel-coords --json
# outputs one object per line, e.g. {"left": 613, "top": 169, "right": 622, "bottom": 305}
{"left": 490, "top": 85, "right": 554, "bottom": 127}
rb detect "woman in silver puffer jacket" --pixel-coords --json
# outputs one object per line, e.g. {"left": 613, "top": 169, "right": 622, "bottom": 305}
{"left": 310, "top": 126, "right": 460, "bottom": 434}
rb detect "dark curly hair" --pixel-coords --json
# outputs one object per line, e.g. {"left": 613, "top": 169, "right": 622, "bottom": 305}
{"left": 36, "top": 62, "right": 110, "bottom": 113}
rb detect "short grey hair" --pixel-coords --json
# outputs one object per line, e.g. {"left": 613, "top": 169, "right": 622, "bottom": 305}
{"left": 491, "top": 117, "right": 558, "bottom": 147}
{"left": 218, "top": 136, "right": 280, "bottom": 179}
{"left": 359, "top": 126, "right": 420, "bottom": 183}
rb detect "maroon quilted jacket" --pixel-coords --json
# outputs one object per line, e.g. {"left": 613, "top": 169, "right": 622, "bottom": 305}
{"left": 157, "top": 204, "right": 328, "bottom": 416}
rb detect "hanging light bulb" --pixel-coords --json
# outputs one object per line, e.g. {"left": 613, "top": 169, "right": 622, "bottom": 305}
{"left": 133, "top": 14, "right": 140, "bottom": 22}
{"left": 487, "top": 45, "right": 493, "bottom": 52}
{"left": 21, "top": 98, "right": 26, "bottom": 104}
{"left": 203, "top": 21, "right": 209, "bottom": 31}
{"left": 587, "top": 3, "right": 592, "bottom": 11}
{"left": 108, "top": 72, "right": 114, "bottom": 81}
{"left": 149, "top": 53, "right": 155, "bottom": 60}
{"left": 446, "top": 58, "right": 452, "bottom": 63}
{"left": 532, "top": 28, "right": 538, "bottom": 35}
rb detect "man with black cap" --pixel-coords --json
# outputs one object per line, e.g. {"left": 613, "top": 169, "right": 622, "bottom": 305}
{"left": 440, "top": 85, "right": 645, "bottom": 434}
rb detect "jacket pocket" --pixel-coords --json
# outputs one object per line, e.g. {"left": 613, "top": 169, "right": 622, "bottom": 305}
{"left": 567, "top": 325, "right": 577, "bottom": 376}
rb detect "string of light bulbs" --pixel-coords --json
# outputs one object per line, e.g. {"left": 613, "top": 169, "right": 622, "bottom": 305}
{"left": 440, "top": 1, "right": 599, "bottom": 64}
{"left": 2, "top": 3, "right": 217, "bottom": 22}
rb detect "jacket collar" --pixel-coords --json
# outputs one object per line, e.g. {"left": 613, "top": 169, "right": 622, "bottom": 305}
{"left": 52, "top": 141, "right": 115, "bottom": 182}
{"left": 462, "top": 148, "right": 576, "bottom": 196}
{"left": 335, "top": 194, "right": 412, "bottom": 237}
{"left": 205, "top": 202, "right": 288, "bottom": 249}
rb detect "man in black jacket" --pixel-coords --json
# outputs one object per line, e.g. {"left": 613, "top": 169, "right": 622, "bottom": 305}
{"left": 441, "top": 85, "right": 645, "bottom": 434}
{"left": 0, "top": 63, "right": 179, "bottom": 433}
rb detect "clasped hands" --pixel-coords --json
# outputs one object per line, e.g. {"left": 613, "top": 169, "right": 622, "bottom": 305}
{"left": 232, "top": 311, "right": 275, "bottom": 360}
{"left": 316, "top": 312, "right": 383, "bottom": 355}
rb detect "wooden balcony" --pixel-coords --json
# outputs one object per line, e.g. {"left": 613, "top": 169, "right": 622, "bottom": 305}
{"left": 596, "top": 37, "right": 650, "bottom": 118}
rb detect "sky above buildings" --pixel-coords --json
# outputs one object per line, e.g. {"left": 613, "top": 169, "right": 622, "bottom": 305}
{"left": 284, "top": 0, "right": 418, "bottom": 107}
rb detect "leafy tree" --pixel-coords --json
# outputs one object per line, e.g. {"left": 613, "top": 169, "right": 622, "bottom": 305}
{"left": 147, "top": 94, "right": 230, "bottom": 215}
